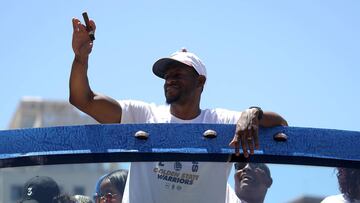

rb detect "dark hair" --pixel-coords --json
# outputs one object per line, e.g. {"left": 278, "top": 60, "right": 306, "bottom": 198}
{"left": 94, "top": 169, "right": 128, "bottom": 197}
{"left": 337, "top": 167, "right": 360, "bottom": 201}
{"left": 106, "top": 169, "right": 128, "bottom": 195}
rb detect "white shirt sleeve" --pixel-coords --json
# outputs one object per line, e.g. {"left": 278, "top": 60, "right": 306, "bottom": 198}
{"left": 118, "top": 100, "right": 154, "bottom": 123}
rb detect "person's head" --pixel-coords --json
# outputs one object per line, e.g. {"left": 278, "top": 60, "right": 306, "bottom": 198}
{"left": 234, "top": 162, "right": 272, "bottom": 203}
{"left": 337, "top": 167, "right": 360, "bottom": 201}
{"left": 94, "top": 169, "right": 128, "bottom": 203}
{"left": 20, "top": 176, "right": 60, "bottom": 203}
{"left": 52, "top": 194, "right": 76, "bottom": 203}
{"left": 153, "top": 48, "right": 207, "bottom": 105}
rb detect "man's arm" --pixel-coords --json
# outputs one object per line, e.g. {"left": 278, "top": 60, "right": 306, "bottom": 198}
{"left": 69, "top": 17, "right": 122, "bottom": 124}
{"left": 260, "top": 111, "right": 288, "bottom": 127}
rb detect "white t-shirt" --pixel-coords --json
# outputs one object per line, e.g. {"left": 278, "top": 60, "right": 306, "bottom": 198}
{"left": 322, "top": 194, "right": 360, "bottom": 203}
{"left": 119, "top": 100, "right": 242, "bottom": 203}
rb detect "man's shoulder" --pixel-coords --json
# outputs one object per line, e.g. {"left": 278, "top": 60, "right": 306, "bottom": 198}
{"left": 204, "top": 108, "right": 241, "bottom": 114}
{"left": 201, "top": 108, "right": 242, "bottom": 124}
{"left": 118, "top": 99, "right": 167, "bottom": 109}
{"left": 202, "top": 108, "right": 242, "bottom": 117}
{"left": 117, "top": 99, "right": 150, "bottom": 106}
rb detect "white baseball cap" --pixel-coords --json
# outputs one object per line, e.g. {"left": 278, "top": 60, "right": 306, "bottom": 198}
{"left": 152, "top": 48, "right": 207, "bottom": 79}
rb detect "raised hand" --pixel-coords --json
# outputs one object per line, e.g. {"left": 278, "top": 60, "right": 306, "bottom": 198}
{"left": 72, "top": 17, "right": 96, "bottom": 60}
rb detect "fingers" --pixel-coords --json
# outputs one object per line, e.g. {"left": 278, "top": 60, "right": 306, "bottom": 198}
{"left": 229, "top": 136, "right": 239, "bottom": 156}
{"left": 241, "top": 130, "right": 249, "bottom": 158}
{"left": 72, "top": 18, "right": 80, "bottom": 31}
{"left": 247, "top": 124, "right": 260, "bottom": 154}
{"left": 229, "top": 131, "right": 249, "bottom": 158}
{"left": 230, "top": 127, "right": 260, "bottom": 158}
{"left": 89, "top": 19, "right": 96, "bottom": 31}
{"left": 72, "top": 17, "right": 87, "bottom": 33}
{"left": 253, "top": 125, "right": 259, "bottom": 149}
{"left": 247, "top": 133, "right": 254, "bottom": 155}
{"left": 246, "top": 125, "right": 255, "bottom": 155}
{"left": 78, "top": 21, "right": 87, "bottom": 32}
{"left": 234, "top": 140, "right": 240, "bottom": 156}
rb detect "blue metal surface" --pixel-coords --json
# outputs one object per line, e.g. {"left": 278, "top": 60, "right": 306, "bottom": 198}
{"left": 0, "top": 124, "right": 359, "bottom": 168}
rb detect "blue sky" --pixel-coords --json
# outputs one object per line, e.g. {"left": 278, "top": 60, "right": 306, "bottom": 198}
{"left": 1, "top": 1, "right": 359, "bottom": 202}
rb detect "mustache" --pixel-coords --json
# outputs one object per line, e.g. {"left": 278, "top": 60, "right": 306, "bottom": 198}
{"left": 164, "top": 84, "right": 180, "bottom": 89}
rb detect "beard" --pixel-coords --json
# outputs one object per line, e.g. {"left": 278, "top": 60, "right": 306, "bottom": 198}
{"left": 164, "top": 85, "right": 184, "bottom": 104}
{"left": 165, "top": 90, "right": 182, "bottom": 104}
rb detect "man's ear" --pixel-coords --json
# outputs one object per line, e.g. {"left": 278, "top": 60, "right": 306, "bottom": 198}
{"left": 197, "top": 75, "right": 206, "bottom": 86}
{"left": 197, "top": 75, "right": 206, "bottom": 92}
{"left": 265, "top": 177, "right": 273, "bottom": 188}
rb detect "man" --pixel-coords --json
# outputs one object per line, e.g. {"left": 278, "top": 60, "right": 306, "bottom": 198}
{"left": 70, "top": 16, "right": 287, "bottom": 203}
{"left": 20, "top": 176, "right": 61, "bottom": 203}
{"left": 234, "top": 163, "right": 273, "bottom": 203}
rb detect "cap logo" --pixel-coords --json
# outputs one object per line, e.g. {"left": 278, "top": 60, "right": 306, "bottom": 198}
{"left": 27, "top": 187, "right": 33, "bottom": 196}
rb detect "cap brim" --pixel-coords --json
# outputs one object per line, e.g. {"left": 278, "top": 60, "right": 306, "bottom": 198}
{"left": 152, "top": 58, "right": 177, "bottom": 78}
